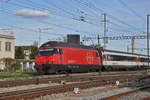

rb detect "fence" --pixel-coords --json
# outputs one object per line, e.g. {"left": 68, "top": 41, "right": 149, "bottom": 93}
{"left": 16, "top": 59, "right": 35, "bottom": 72}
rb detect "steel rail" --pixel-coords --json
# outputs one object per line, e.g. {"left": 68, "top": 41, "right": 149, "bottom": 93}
{"left": 0, "top": 76, "right": 142, "bottom": 100}
{"left": 101, "top": 85, "right": 150, "bottom": 100}
{"left": 0, "top": 74, "right": 145, "bottom": 88}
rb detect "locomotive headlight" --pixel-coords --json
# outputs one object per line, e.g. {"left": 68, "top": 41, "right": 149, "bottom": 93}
{"left": 36, "top": 63, "right": 40, "bottom": 65}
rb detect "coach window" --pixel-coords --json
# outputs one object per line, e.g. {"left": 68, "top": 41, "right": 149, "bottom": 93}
{"left": 128, "top": 57, "right": 136, "bottom": 61}
{"left": 107, "top": 55, "right": 115, "bottom": 61}
{"left": 141, "top": 58, "right": 147, "bottom": 62}
{"left": 104, "top": 55, "right": 107, "bottom": 61}
{"left": 119, "top": 56, "right": 127, "bottom": 61}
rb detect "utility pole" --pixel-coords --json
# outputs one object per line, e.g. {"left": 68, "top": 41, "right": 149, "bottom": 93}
{"left": 38, "top": 27, "right": 52, "bottom": 47}
{"left": 131, "top": 37, "right": 135, "bottom": 53}
{"left": 38, "top": 28, "right": 41, "bottom": 47}
{"left": 147, "top": 15, "right": 149, "bottom": 68}
{"left": 127, "top": 45, "right": 129, "bottom": 52}
{"left": 101, "top": 13, "right": 107, "bottom": 49}
{"left": 97, "top": 34, "right": 100, "bottom": 49}
{"left": 103, "top": 13, "right": 107, "bottom": 49}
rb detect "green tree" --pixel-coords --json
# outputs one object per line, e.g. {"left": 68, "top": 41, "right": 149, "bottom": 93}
{"left": 29, "top": 46, "right": 38, "bottom": 59}
{"left": 15, "top": 47, "right": 25, "bottom": 59}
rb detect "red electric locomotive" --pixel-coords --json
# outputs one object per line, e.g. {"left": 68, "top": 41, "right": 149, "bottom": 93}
{"left": 34, "top": 41, "right": 102, "bottom": 74}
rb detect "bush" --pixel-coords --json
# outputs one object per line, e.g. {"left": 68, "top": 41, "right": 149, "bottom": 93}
{"left": 0, "top": 58, "right": 21, "bottom": 72}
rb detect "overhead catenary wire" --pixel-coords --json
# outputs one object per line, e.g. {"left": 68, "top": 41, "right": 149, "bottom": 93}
{"left": 73, "top": 0, "right": 144, "bottom": 33}
{"left": 118, "top": 0, "right": 145, "bottom": 21}
{"left": 42, "top": 0, "right": 100, "bottom": 26}
{"left": 12, "top": 0, "right": 125, "bottom": 32}
{"left": 0, "top": 0, "right": 148, "bottom": 54}
{"left": 6, "top": 0, "right": 101, "bottom": 27}
{"left": 1, "top": 0, "right": 147, "bottom": 41}
{"left": 4, "top": 0, "right": 145, "bottom": 37}
{"left": 75, "top": 0, "right": 142, "bottom": 31}
{"left": 25, "top": 0, "right": 100, "bottom": 27}
{"left": 0, "top": 9, "right": 98, "bottom": 41}
{"left": 4, "top": 0, "right": 139, "bottom": 34}
{"left": 1, "top": 4, "right": 98, "bottom": 36}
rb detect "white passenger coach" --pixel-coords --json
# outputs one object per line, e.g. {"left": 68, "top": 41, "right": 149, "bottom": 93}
{"left": 102, "top": 49, "right": 148, "bottom": 71}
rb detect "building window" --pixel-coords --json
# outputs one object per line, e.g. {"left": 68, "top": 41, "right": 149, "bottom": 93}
{"left": 0, "top": 41, "right": 1, "bottom": 51}
{"left": 5, "top": 42, "right": 11, "bottom": 51}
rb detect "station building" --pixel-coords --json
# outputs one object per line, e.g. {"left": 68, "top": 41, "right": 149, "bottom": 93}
{"left": 0, "top": 30, "right": 15, "bottom": 70}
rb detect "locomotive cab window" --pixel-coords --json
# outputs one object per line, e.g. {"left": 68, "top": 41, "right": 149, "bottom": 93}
{"left": 37, "top": 48, "right": 57, "bottom": 56}
{"left": 58, "top": 49, "right": 62, "bottom": 54}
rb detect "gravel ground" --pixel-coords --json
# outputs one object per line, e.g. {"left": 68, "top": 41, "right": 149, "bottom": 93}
{"left": 0, "top": 72, "right": 149, "bottom": 100}
{"left": 31, "top": 86, "right": 134, "bottom": 100}
{"left": 32, "top": 86, "right": 150, "bottom": 100}
{"left": 31, "top": 78, "right": 150, "bottom": 100}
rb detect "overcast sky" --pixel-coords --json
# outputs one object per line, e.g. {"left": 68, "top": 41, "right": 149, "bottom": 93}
{"left": 0, "top": 0, "right": 150, "bottom": 54}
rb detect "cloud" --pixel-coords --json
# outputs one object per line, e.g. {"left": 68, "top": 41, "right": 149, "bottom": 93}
{"left": 14, "top": 9, "right": 50, "bottom": 19}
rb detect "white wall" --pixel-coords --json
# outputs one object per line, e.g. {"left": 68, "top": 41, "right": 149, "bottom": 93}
{"left": 0, "top": 35, "right": 15, "bottom": 70}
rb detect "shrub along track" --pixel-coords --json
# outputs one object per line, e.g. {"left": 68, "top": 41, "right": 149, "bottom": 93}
{"left": 0, "top": 74, "right": 148, "bottom": 100}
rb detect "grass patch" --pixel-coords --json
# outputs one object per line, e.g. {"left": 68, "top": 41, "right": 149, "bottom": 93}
{"left": 0, "top": 72, "right": 38, "bottom": 78}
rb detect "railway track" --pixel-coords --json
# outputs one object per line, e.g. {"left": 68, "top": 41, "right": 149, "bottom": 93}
{"left": 0, "top": 75, "right": 144, "bottom": 100}
{"left": 101, "top": 78, "right": 150, "bottom": 100}
{"left": 144, "top": 96, "right": 150, "bottom": 100}
{"left": 0, "top": 73, "right": 146, "bottom": 88}
{"left": 101, "top": 86, "right": 150, "bottom": 100}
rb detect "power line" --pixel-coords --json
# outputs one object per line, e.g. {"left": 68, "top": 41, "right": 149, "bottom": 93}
{"left": 83, "top": 35, "right": 149, "bottom": 41}
{"left": 5, "top": 0, "right": 136, "bottom": 34}
{"left": 42, "top": 0, "right": 100, "bottom": 26}
{"left": 72, "top": 0, "right": 101, "bottom": 18}
{"left": 1, "top": 6, "right": 97, "bottom": 35}
{"left": 2, "top": 9, "right": 98, "bottom": 38}
{"left": 76, "top": 0, "right": 141, "bottom": 31}
{"left": 1, "top": 7, "right": 145, "bottom": 40}
{"left": 118, "top": 0, "right": 145, "bottom": 21}
{"left": 4, "top": 24, "right": 64, "bottom": 36}
{"left": 2, "top": 0, "right": 146, "bottom": 38}
{"left": 74, "top": 0, "right": 143, "bottom": 33}
{"left": 7, "top": 0, "right": 100, "bottom": 27}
